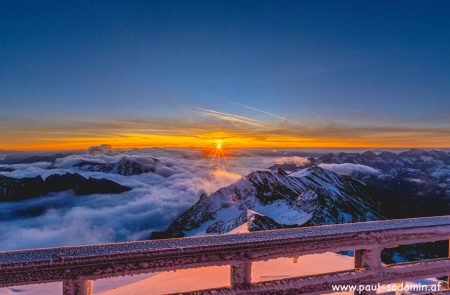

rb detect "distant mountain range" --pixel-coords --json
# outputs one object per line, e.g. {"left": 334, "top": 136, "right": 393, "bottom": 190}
{"left": 0, "top": 153, "right": 67, "bottom": 165}
{"left": 74, "top": 157, "right": 161, "bottom": 176}
{"left": 0, "top": 173, "right": 131, "bottom": 201}
{"left": 271, "top": 148, "right": 450, "bottom": 177}
{"left": 318, "top": 148, "right": 449, "bottom": 170}
{"left": 271, "top": 148, "right": 450, "bottom": 218}
{"left": 0, "top": 154, "right": 163, "bottom": 177}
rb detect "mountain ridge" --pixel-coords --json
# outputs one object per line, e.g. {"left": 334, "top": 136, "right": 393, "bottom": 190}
{"left": 151, "top": 166, "right": 383, "bottom": 239}
{"left": 0, "top": 173, "right": 131, "bottom": 201}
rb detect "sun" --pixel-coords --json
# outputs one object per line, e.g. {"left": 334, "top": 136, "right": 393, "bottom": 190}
{"left": 206, "top": 140, "right": 228, "bottom": 168}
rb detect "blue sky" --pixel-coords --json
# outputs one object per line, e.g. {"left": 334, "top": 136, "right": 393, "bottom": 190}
{"left": 1, "top": 0, "right": 449, "bottom": 149}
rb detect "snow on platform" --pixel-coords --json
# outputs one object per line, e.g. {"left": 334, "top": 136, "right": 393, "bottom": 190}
{"left": 1, "top": 215, "right": 450, "bottom": 267}
{"left": 0, "top": 253, "right": 354, "bottom": 295}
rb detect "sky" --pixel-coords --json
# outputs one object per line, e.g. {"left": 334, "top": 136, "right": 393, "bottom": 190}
{"left": 1, "top": 0, "right": 449, "bottom": 150}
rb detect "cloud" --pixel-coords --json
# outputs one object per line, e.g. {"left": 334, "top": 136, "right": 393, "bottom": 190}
{"left": 226, "top": 100, "right": 287, "bottom": 121}
{"left": 0, "top": 149, "right": 271, "bottom": 251}
{"left": 272, "top": 156, "right": 311, "bottom": 166}
{"left": 205, "top": 170, "right": 242, "bottom": 193}
{"left": 194, "top": 107, "right": 275, "bottom": 129}
{"left": 87, "top": 144, "right": 113, "bottom": 154}
{"left": 318, "top": 163, "right": 379, "bottom": 175}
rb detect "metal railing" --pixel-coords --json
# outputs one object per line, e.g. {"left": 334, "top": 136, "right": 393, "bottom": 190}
{"left": 1, "top": 216, "right": 450, "bottom": 294}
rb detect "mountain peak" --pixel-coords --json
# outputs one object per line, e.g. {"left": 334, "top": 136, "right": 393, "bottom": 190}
{"left": 152, "top": 166, "right": 383, "bottom": 238}
{"left": 289, "top": 165, "right": 336, "bottom": 179}
{"left": 378, "top": 151, "right": 397, "bottom": 159}
{"left": 227, "top": 209, "right": 285, "bottom": 234}
{"left": 400, "top": 148, "right": 428, "bottom": 157}
{"left": 361, "top": 150, "right": 376, "bottom": 158}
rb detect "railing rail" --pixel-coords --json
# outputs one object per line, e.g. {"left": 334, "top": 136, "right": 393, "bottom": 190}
{"left": 1, "top": 216, "right": 450, "bottom": 294}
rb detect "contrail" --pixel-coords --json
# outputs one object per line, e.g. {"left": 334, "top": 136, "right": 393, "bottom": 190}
{"left": 227, "top": 100, "right": 286, "bottom": 121}
{"left": 224, "top": 99, "right": 303, "bottom": 126}
{"left": 194, "top": 107, "right": 276, "bottom": 128}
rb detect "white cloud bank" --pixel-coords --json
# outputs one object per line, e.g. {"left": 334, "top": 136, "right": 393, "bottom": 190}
{"left": 272, "top": 156, "right": 310, "bottom": 166}
{"left": 2, "top": 150, "right": 380, "bottom": 251}
{"left": 318, "top": 163, "right": 379, "bottom": 175}
{"left": 0, "top": 149, "right": 269, "bottom": 251}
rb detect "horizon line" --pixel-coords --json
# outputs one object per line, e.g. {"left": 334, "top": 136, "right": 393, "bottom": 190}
{"left": 2, "top": 146, "right": 450, "bottom": 154}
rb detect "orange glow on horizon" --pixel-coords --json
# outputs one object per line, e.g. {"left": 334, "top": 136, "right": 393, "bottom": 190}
{"left": 1, "top": 131, "right": 449, "bottom": 152}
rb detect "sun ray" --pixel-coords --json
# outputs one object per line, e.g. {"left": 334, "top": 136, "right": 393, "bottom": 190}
{"left": 206, "top": 139, "right": 230, "bottom": 171}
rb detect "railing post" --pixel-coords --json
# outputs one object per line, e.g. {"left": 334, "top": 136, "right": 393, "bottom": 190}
{"left": 354, "top": 248, "right": 382, "bottom": 270}
{"left": 230, "top": 261, "right": 252, "bottom": 288}
{"left": 354, "top": 248, "right": 382, "bottom": 295}
{"left": 448, "top": 239, "right": 450, "bottom": 288}
{"left": 62, "top": 280, "right": 93, "bottom": 295}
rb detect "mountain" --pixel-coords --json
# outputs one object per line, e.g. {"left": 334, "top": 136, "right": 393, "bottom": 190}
{"left": 151, "top": 166, "right": 383, "bottom": 238}
{"left": 317, "top": 148, "right": 450, "bottom": 173}
{"left": 74, "top": 157, "right": 160, "bottom": 176}
{"left": 265, "top": 149, "right": 450, "bottom": 263}
{"left": 0, "top": 153, "right": 67, "bottom": 165}
{"left": 220, "top": 209, "right": 286, "bottom": 234}
{"left": 269, "top": 149, "right": 450, "bottom": 206}
{"left": 363, "top": 175, "right": 450, "bottom": 219}
{"left": 305, "top": 149, "right": 450, "bottom": 218}
{"left": 0, "top": 173, "right": 131, "bottom": 201}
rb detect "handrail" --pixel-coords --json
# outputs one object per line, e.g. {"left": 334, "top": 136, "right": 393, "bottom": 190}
{"left": 1, "top": 216, "right": 450, "bottom": 294}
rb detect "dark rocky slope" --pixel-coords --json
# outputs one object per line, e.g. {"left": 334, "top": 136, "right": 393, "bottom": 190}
{"left": 0, "top": 173, "right": 131, "bottom": 201}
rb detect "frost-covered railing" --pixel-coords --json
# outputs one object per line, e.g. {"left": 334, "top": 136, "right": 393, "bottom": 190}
{"left": 1, "top": 216, "right": 450, "bottom": 295}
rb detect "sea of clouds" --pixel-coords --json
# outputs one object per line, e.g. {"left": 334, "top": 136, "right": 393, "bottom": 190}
{"left": 0, "top": 149, "right": 272, "bottom": 250}
{"left": 0, "top": 149, "right": 380, "bottom": 251}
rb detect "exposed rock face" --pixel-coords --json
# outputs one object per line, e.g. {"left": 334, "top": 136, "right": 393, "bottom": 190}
{"left": 0, "top": 173, "right": 131, "bottom": 201}
{"left": 151, "top": 167, "right": 383, "bottom": 238}
{"left": 0, "top": 175, "right": 46, "bottom": 201}
{"left": 74, "top": 157, "right": 160, "bottom": 176}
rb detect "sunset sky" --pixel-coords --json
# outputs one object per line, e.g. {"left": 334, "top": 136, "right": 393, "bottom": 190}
{"left": 1, "top": 0, "right": 449, "bottom": 150}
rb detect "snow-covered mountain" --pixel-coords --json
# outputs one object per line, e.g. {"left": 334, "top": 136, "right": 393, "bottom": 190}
{"left": 271, "top": 149, "right": 449, "bottom": 177}
{"left": 73, "top": 157, "right": 160, "bottom": 176}
{"left": 317, "top": 149, "right": 450, "bottom": 178}
{"left": 308, "top": 149, "right": 450, "bottom": 219}
{"left": 152, "top": 166, "right": 383, "bottom": 238}
{"left": 270, "top": 149, "right": 450, "bottom": 212}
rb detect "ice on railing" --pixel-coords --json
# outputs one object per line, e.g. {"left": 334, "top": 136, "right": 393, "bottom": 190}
{"left": 1, "top": 216, "right": 450, "bottom": 267}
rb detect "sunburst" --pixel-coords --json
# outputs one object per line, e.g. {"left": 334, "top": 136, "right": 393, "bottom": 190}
{"left": 208, "top": 140, "right": 228, "bottom": 170}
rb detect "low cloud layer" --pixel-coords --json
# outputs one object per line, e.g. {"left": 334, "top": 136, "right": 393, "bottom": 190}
{"left": 318, "top": 163, "right": 379, "bottom": 175}
{"left": 272, "top": 156, "right": 311, "bottom": 166}
{"left": 0, "top": 149, "right": 267, "bottom": 251}
{"left": 0, "top": 149, "right": 384, "bottom": 250}
{"left": 87, "top": 144, "right": 113, "bottom": 155}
